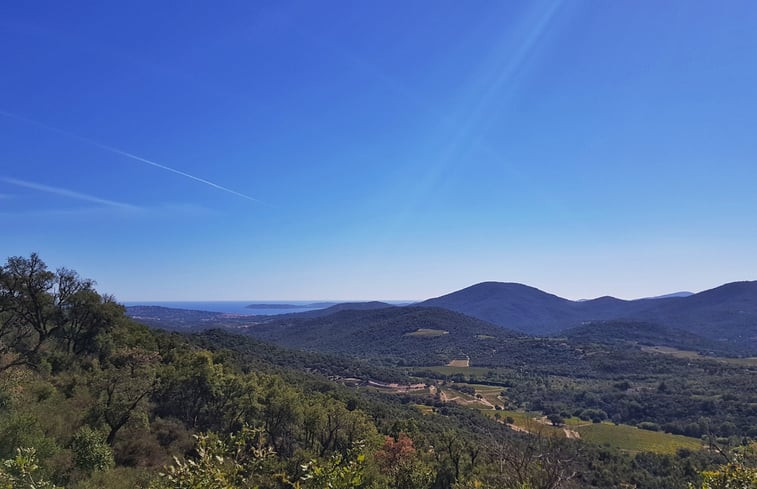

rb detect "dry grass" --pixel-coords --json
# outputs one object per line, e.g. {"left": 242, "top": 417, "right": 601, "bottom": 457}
{"left": 404, "top": 328, "right": 449, "bottom": 337}
{"left": 446, "top": 358, "right": 470, "bottom": 367}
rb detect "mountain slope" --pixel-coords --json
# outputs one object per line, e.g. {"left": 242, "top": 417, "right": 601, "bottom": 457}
{"left": 270, "top": 301, "right": 395, "bottom": 320}
{"left": 635, "top": 281, "right": 757, "bottom": 343}
{"left": 125, "top": 302, "right": 396, "bottom": 329}
{"left": 419, "top": 281, "right": 757, "bottom": 351}
{"left": 243, "top": 306, "right": 519, "bottom": 365}
{"left": 559, "top": 321, "right": 748, "bottom": 355}
{"left": 419, "top": 282, "right": 581, "bottom": 334}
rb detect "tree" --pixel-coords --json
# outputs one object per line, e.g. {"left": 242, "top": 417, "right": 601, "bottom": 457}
{"left": 0, "top": 254, "right": 55, "bottom": 371}
{"left": 260, "top": 378, "right": 302, "bottom": 457}
{"left": 152, "top": 350, "right": 224, "bottom": 429}
{"left": 375, "top": 433, "right": 433, "bottom": 489}
{"left": 547, "top": 414, "right": 564, "bottom": 427}
{"left": 0, "top": 254, "right": 115, "bottom": 370}
{"left": 92, "top": 348, "right": 161, "bottom": 445}
{"left": 54, "top": 281, "right": 122, "bottom": 355}
{"left": 299, "top": 444, "right": 367, "bottom": 489}
{"left": 487, "top": 429, "right": 578, "bottom": 489}
{"left": 70, "top": 426, "right": 114, "bottom": 474}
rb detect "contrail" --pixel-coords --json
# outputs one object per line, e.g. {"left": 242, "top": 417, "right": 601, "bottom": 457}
{"left": 0, "top": 177, "right": 140, "bottom": 210}
{"left": 0, "top": 109, "right": 264, "bottom": 204}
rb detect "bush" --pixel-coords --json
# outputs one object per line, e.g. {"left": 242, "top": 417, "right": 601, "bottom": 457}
{"left": 70, "top": 427, "right": 114, "bottom": 474}
{"left": 0, "top": 447, "right": 60, "bottom": 489}
{"left": 638, "top": 422, "right": 660, "bottom": 432}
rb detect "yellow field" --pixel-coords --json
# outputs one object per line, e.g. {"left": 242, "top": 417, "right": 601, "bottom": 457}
{"left": 483, "top": 411, "right": 702, "bottom": 454}
{"left": 575, "top": 422, "right": 702, "bottom": 454}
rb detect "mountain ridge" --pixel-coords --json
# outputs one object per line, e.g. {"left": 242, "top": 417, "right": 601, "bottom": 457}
{"left": 419, "top": 280, "right": 757, "bottom": 350}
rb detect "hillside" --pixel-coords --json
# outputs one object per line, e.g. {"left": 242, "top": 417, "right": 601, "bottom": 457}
{"left": 559, "top": 321, "right": 748, "bottom": 355}
{"left": 125, "top": 305, "right": 259, "bottom": 330}
{"left": 244, "top": 306, "right": 519, "bottom": 365}
{"left": 125, "top": 301, "right": 396, "bottom": 329}
{"left": 419, "top": 281, "right": 757, "bottom": 351}
{"left": 418, "top": 282, "right": 640, "bottom": 334}
{"left": 634, "top": 281, "right": 757, "bottom": 344}
{"left": 418, "top": 282, "right": 579, "bottom": 334}
{"left": 269, "top": 300, "right": 396, "bottom": 320}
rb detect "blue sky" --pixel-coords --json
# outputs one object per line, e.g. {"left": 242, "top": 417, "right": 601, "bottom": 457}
{"left": 2, "top": 1, "right": 756, "bottom": 301}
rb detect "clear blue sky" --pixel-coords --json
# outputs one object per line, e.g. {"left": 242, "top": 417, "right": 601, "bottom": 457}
{"left": 2, "top": 1, "right": 756, "bottom": 301}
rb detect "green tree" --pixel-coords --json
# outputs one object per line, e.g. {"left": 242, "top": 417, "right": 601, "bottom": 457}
{"left": 0, "top": 254, "right": 56, "bottom": 371}
{"left": 299, "top": 445, "right": 367, "bottom": 489}
{"left": 91, "top": 348, "right": 160, "bottom": 445}
{"left": 0, "top": 254, "right": 115, "bottom": 370}
{"left": 70, "top": 426, "right": 114, "bottom": 474}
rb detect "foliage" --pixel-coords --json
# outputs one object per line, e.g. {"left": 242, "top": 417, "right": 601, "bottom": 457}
{"left": 149, "top": 427, "right": 274, "bottom": 489}
{"left": 299, "top": 444, "right": 367, "bottom": 489}
{"left": 374, "top": 433, "right": 433, "bottom": 489}
{"left": 690, "top": 460, "right": 757, "bottom": 489}
{"left": 70, "top": 427, "right": 114, "bottom": 474}
{"left": 0, "top": 254, "right": 120, "bottom": 372}
{"left": 0, "top": 448, "right": 59, "bottom": 489}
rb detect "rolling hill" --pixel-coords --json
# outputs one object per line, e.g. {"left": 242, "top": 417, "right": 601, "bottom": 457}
{"left": 419, "top": 281, "right": 757, "bottom": 351}
{"left": 558, "top": 321, "right": 750, "bottom": 355}
{"left": 268, "top": 301, "right": 396, "bottom": 320}
{"left": 243, "top": 306, "right": 520, "bottom": 365}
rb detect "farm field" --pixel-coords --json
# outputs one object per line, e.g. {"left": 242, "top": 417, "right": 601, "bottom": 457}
{"left": 480, "top": 410, "right": 703, "bottom": 454}
{"left": 431, "top": 379, "right": 706, "bottom": 456}
{"left": 641, "top": 346, "right": 757, "bottom": 366}
{"left": 575, "top": 422, "right": 703, "bottom": 454}
{"left": 412, "top": 365, "right": 493, "bottom": 376}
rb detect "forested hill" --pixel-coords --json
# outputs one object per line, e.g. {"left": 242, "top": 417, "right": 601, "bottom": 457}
{"left": 419, "top": 282, "right": 584, "bottom": 334}
{"left": 559, "top": 321, "right": 746, "bottom": 355}
{"left": 419, "top": 281, "right": 757, "bottom": 350}
{"left": 124, "top": 301, "right": 397, "bottom": 330}
{"left": 268, "top": 300, "right": 396, "bottom": 320}
{"left": 243, "top": 306, "right": 519, "bottom": 365}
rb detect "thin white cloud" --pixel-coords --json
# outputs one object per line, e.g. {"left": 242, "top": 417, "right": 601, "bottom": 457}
{"left": 0, "top": 203, "right": 216, "bottom": 219}
{"left": 0, "top": 109, "right": 265, "bottom": 204}
{"left": 0, "top": 207, "right": 123, "bottom": 218}
{"left": 0, "top": 177, "right": 140, "bottom": 211}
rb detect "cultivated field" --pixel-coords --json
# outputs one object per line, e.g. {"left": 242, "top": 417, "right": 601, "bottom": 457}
{"left": 412, "top": 368, "right": 706, "bottom": 455}
{"left": 641, "top": 346, "right": 757, "bottom": 366}
{"left": 574, "top": 421, "right": 703, "bottom": 454}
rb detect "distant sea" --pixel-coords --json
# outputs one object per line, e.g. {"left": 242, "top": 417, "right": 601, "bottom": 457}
{"left": 121, "top": 301, "right": 332, "bottom": 316}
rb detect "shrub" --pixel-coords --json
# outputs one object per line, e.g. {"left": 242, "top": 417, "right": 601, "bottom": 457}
{"left": 70, "top": 427, "right": 114, "bottom": 474}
